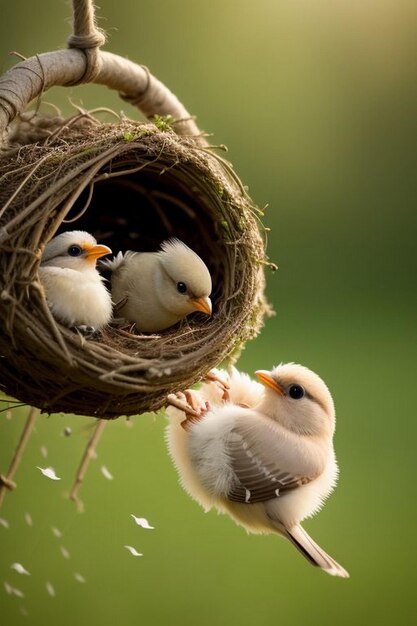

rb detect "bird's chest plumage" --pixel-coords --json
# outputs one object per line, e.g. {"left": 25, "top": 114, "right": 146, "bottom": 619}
{"left": 186, "top": 413, "right": 237, "bottom": 498}
{"left": 39, "top": 267, "right": 111, "bottom": 327}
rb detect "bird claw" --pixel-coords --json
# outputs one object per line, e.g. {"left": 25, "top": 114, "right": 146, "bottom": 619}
{"left": 166, "top": 391, "right": 210, "bottom": 430}
{"left": 205, "top": 370, "right": 230, "bottom": 402}
{"left": 166, "top": 393, "right": 200, "bottom": 418}
{"left": 184, "top": 390, "right": 200, "bottom": 412}
{"left": 74, "top": 325, "right": 100, "bottom": 339}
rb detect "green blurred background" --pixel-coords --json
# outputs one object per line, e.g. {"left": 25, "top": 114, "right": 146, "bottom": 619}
{"left": 1, "top": 0, "right": 416, "bottom": 624}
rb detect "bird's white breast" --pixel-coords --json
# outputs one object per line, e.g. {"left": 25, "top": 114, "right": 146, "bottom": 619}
{"left": 185, "top": 406, "right": 238, "bottom": 498}
{"left": 39, "top": 266, "right": 112, "bottom": 328}
{"left": 165, "top": 407, "right": 218, "bottom": 511}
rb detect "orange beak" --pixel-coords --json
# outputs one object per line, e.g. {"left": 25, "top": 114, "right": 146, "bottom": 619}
{"left": 191, "top": 295, "right": 212, "bottom": 315}
{"left": 255, "top": 370, "right": 285, "bottom": 396}
{"left": 84, "top": 244, "right": 112, "bottom": 262}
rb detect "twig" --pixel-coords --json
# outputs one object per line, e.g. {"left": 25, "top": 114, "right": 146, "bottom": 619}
{"left": 69, "top": 419, "right": 107, "bottom": 511}
{"left": 0, "top": 406, "right": 39, "bottom": 509}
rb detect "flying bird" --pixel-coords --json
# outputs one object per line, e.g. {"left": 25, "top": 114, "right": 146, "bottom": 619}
{"left": 166, "top": 364, "right": 349, "bottom": 578}
{"left": 102, "top": 239, "right": 212, "bottom": 333}
{"left": 39, "top": 230, "right": 112, "bottom": 331}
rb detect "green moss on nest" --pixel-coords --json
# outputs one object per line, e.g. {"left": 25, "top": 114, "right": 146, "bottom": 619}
{"left": 151, "top": 114, "right": 175, "bottom": 132}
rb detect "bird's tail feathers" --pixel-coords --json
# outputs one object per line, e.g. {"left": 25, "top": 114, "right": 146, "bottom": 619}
{"left": 100, "top": 251, "right": 132, "bottom": 272}
{"left": 285, "top": 524, "right": 349, "bottom": 578}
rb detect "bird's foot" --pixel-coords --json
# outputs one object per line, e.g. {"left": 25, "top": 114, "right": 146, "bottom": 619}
{"left": 166, "top": 391, "right": 210, "bottom": 430}
{"left": 204, "top": 370, "right": 230, "bottom": 402}
{"left": 74, "top": 325, "right": 100, "bottom": 339}
{"left": 184, "top": 390, "right": 212, "bottom": 417}
{"left": 166, "top": 391, "right": 200, "bottom": 418}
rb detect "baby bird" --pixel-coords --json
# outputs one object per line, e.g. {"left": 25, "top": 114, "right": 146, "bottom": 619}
{"left": 102, "top": 239, "right": 212, "bottom": 333}
{"left": 39, "top": 230, "right": 112, "bottom": 331}
{"left": 166, "top": 364, "right": 349, "bottom": 578}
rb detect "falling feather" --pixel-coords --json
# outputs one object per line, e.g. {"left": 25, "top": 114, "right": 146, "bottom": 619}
{"left": 101, "top": 465, "right": 114, "bottom": 480}
{"left": 60, "top": 546, "right": 70, "bottom": 560}
{"left": 131, "top": 515, "right": 155, "bottom": 530}
{"left": 4, "top": 581, "right": 25, "bottom": 598}
{"left": 74, "top": 573, "right": 86, "bottom": 583}
{"left": 124, "top": 545, "right": 143, "bottom": 557}
{"left": 46, "top": 581, "right": 56, "bottom": 597}
{"left": 37, "top": 467, "right": 61, "bottom": 480}
{"left": 10, "top": 563, "right": 30, "bottom": 576}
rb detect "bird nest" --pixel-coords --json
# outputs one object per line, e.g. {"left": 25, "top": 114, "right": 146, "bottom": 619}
{"left": 0, "top": 111, "right": 271, "bottom": 418}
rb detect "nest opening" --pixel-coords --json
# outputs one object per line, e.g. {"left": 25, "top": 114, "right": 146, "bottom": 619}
{"left": 63, "top": 167, "right": 222, "bottom": 305}
{"left": 0, "top": 114, "right": 269, "bottom": 418}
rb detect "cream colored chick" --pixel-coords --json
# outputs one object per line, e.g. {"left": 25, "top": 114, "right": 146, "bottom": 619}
{"left": 102, "top": 239, "right": 212, "bottom": 333}
{"left": 39, "top": 230, "right": 112, "bottom": 331}
{"left": 166, "top": 364, "right": 349, "bottom": 578}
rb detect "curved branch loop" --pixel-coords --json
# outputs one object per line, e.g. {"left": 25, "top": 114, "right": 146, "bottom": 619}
{"left": 0, "top": 50, "right": 203, "bottom": 145}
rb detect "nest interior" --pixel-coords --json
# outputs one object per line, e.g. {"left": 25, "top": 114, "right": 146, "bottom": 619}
{"left": 0, "top": 113, "right": 270, "bottom": 418}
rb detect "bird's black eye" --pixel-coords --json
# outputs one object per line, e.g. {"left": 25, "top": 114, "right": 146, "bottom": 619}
{"left": 288, "top": 384, "right": 305, "bottom": 400}
{"left": 177, "top": 282, "right": 187, "bottom": 294}
{"left": 67, "top": 245, "right": 83, "bottom": 257}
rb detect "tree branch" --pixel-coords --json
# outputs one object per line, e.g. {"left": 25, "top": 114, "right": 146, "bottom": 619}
{"left": 69, "top": 419, "right": 108, "bottom": 511}
{"left": 0, "top": 406, "right": 39, "bottom": 509}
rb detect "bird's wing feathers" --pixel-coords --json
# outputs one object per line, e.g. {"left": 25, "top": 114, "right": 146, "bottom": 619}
{"left": 226, "top": 418, "right": 318, "bottom": 504}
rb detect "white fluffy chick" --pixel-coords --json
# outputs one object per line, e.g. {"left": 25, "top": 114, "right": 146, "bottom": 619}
{"left": 39, "top": 230, "right": 112, "bottom": 330}
{"left": 102, "top": 239, "right": 212, "bottom": 333}
{"left": 166, "top": 364, "right": 349, "bottom": 578}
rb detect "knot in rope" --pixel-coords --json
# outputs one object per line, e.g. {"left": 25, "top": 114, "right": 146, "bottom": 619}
{"left": 65, "top": 0, "right": 105, "bottom": 85}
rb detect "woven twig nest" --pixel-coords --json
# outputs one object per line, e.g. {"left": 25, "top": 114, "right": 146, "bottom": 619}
{"left": 0, "top": 112, "right": 270, "bottom": 418}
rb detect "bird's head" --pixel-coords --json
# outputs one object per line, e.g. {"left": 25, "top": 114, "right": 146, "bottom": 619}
{"left": 156, "top": 239, "right": 212, "bottom": 317}
{"left": 255, "top": 363, "right": 335, "bottom": 438}
{"left": 41, "top": 231, "right": 112, "bottom": 271}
